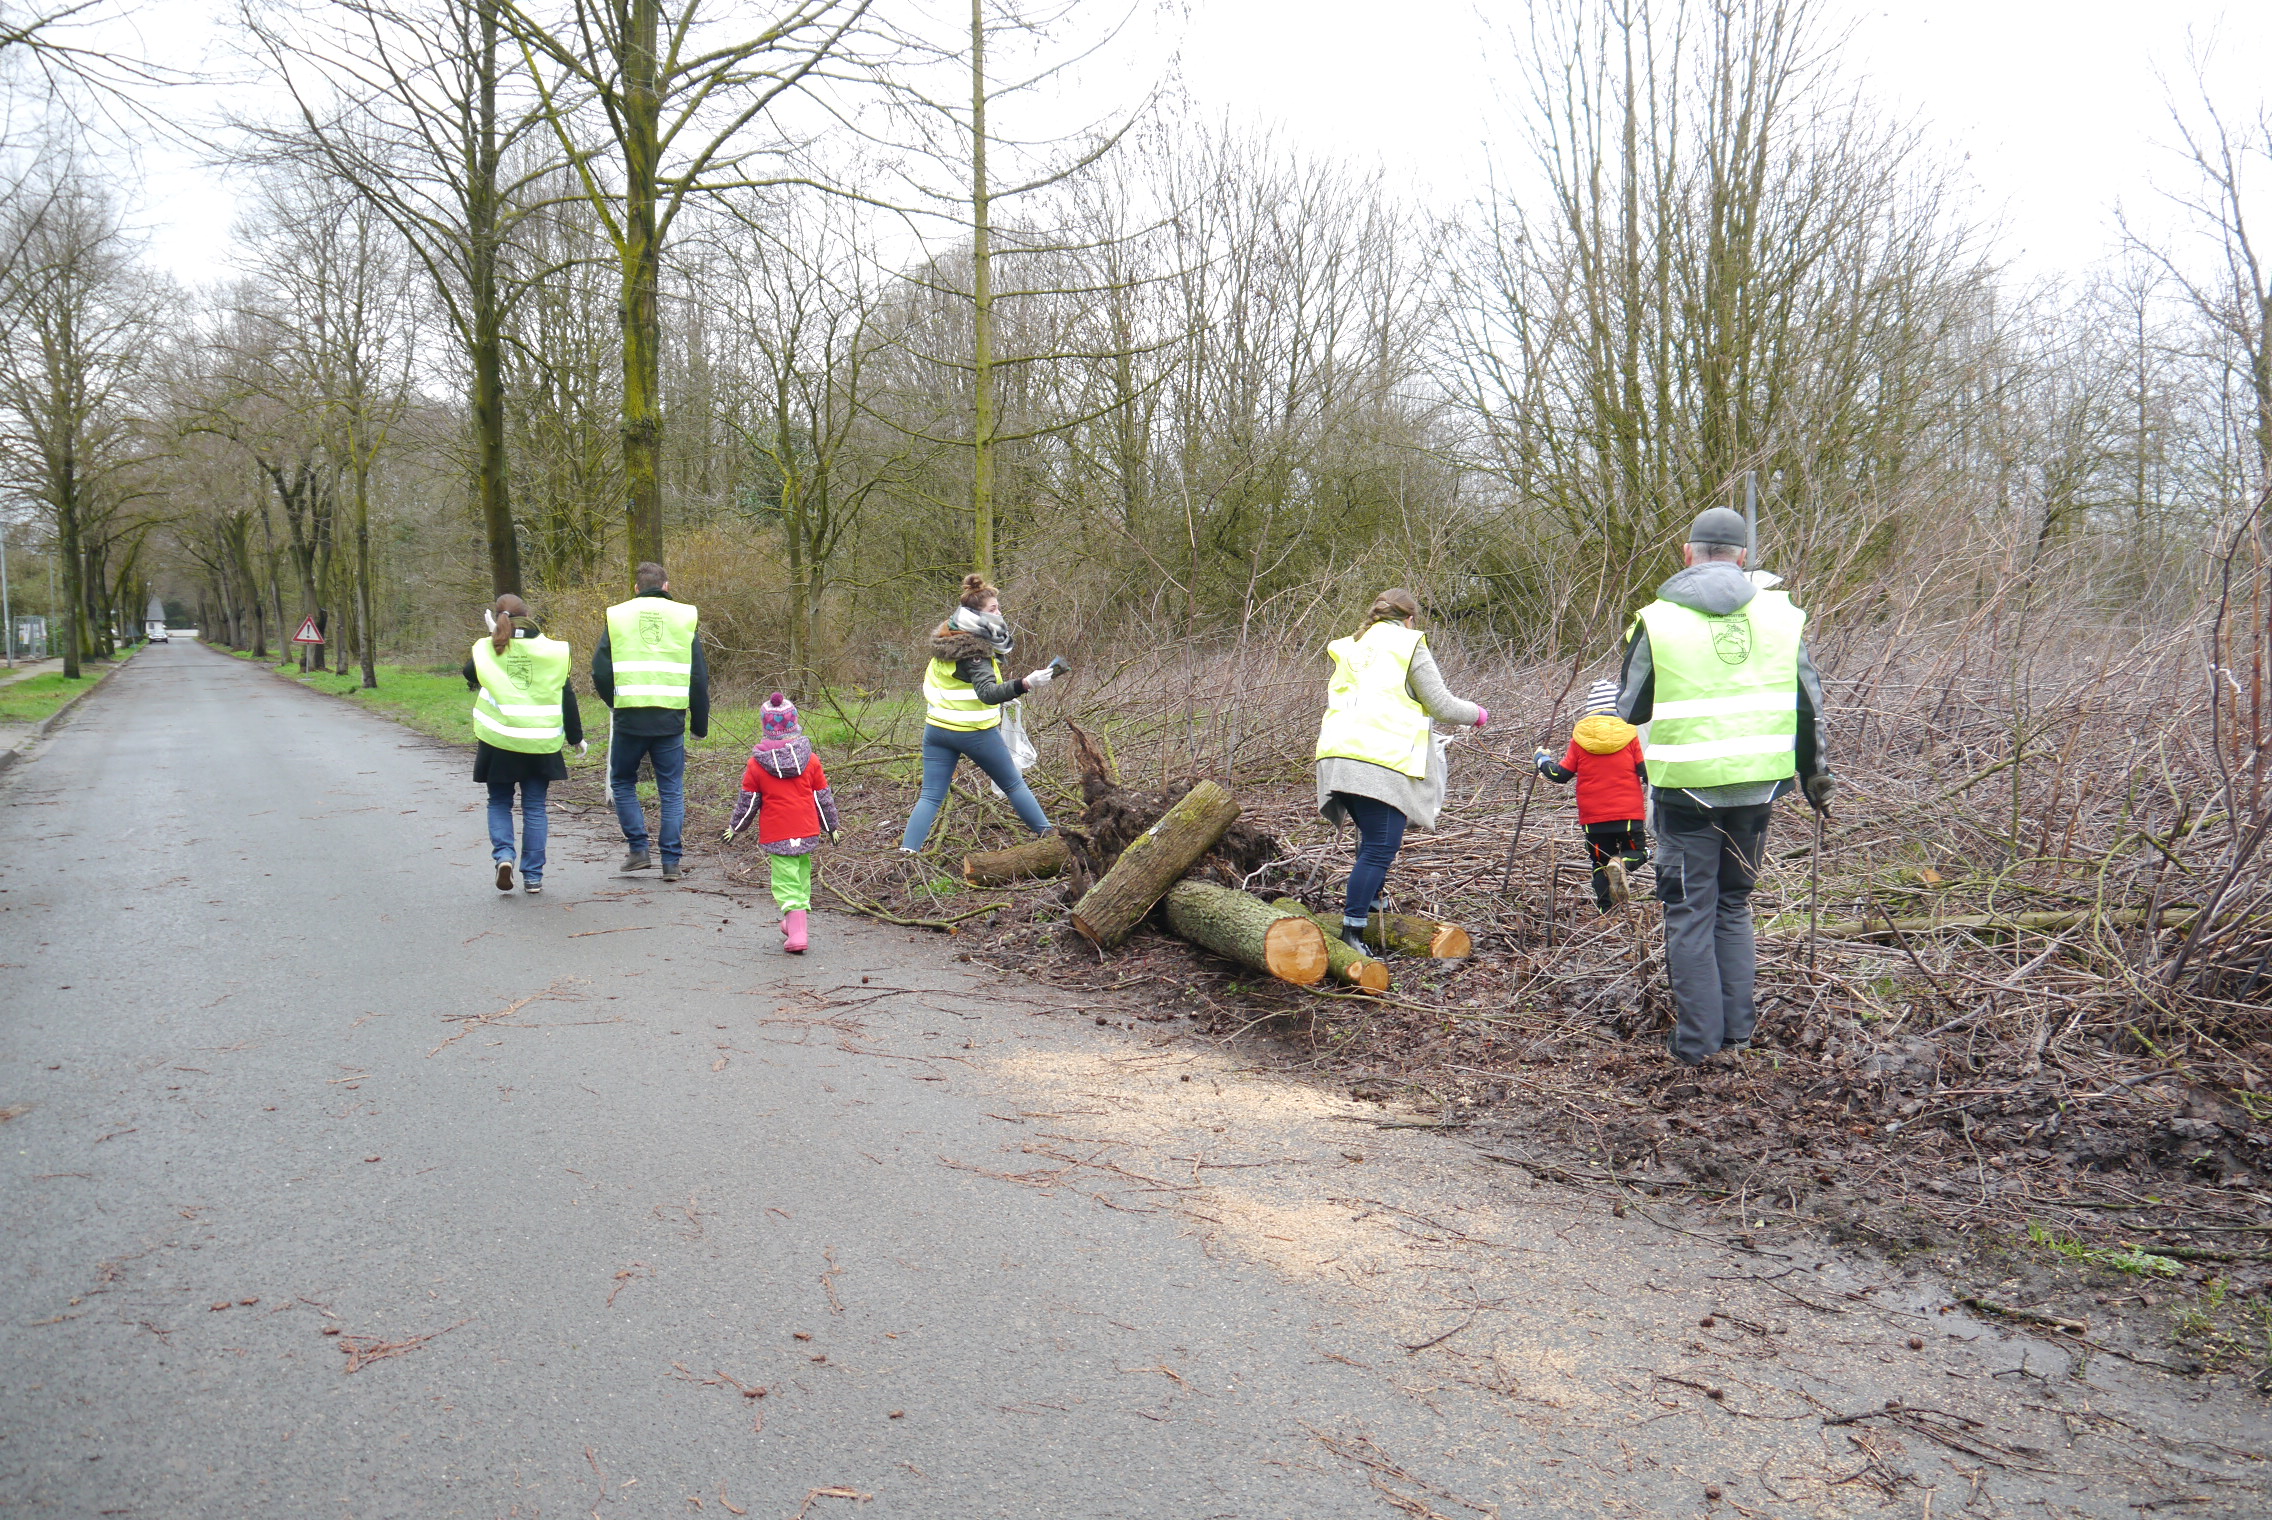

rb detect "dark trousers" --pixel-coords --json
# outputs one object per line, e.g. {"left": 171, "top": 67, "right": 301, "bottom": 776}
{"left": 1653, "top": 798, "right": 1772, "bottom": 1065}
{"left": 609, "top": 728, "right": 686, "bottom": 863}
{"left": 1336, "top": 793, "right": 1408, "bottom": 927}
{"left": 1583, "top": 819, "right": 1647, "bottom": 912}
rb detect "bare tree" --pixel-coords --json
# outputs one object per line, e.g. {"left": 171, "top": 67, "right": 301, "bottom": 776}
{"left": 0, "top": 164, "right": 160, "bottom": 678}
{"left": 2131, "top": 56, "right": 2272, "bottom": 500}
{"left": 871, "top": 0, "right": 1151, "bottom": 576}
{"left": 502, "top": 0, "right": 872, "bottom": 576}
{"left": 240, "top": 0, "right": 562, "bottom": 598}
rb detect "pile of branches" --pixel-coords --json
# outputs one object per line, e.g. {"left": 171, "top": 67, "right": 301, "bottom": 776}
{"left": 673, "top": 532, "right": 2272, "bottom": 1278}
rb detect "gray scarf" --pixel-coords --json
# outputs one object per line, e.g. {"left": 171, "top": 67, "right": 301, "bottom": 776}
{"left": 951, "top": 605, "right": 1014, "bottom": 656}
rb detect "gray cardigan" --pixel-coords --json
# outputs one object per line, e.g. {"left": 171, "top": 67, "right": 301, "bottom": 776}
{"left": 1314, "top": 640, "right": 1481, "bottom": 831}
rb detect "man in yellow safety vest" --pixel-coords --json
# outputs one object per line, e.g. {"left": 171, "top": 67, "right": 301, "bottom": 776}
{"left": 1617, "top": 507, "right": 1832, "bottom": 1068}
{"left": 593, "top": 561, "right": 709, "bottom": 881}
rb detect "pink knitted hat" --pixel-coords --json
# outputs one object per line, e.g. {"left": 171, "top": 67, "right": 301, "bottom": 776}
{"left": 759, "top": 692, "right": 801, "bottom": 745}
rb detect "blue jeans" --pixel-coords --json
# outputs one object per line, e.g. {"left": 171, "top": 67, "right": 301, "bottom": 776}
{"left": 1336, "top": 792, "right": 1408, "bottom": 926}
{"left": 487, "top": 780, "right": 550, "bottom": 882}
{"left": 901, "top": 723, "right": 1052, "bottom": 849}
{"left": 610, "top": 729, "right": 685, "bottom": 863}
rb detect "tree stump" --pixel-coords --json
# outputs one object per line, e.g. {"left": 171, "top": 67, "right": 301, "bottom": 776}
{"left": 1269, "top": 898, "right": 1390, "bottom": 993}
{"left": 1070, "top": 779, "right": 1241, "bottom": 949}
{"left": 1366, "top": 910, "right": 1472, "bottom": 959}
{"left": 1163, "top": 881, "right": 1329, "bottom": 986}
{"left": 963, "top": 835, "right": 1068, "bottom": 886}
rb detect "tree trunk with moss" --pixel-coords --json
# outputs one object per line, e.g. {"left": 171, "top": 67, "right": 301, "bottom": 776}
{"left": 1070, "top": 778, "right": 1240, "bottom": 948}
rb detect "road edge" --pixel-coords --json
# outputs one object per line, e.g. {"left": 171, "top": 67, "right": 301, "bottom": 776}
{"left": 0, "top": 646, "right": 138, "bottom": 777}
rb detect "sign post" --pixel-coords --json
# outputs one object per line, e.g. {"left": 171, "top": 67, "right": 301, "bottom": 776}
{"left": 291, "top": 615, "right": 324, "bottom": 646}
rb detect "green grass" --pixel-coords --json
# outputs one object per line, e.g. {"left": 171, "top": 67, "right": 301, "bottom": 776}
{"left": 226, "top": 649, "right": 501, "bottom": 748}
{"left": 218, "top": 644, "right": 924, "bottom": 772}
{"left": 2026, "top": 1220, "right": 2183, "bottom": 1277}
{"left": 0, "top": 656, "right": 131, "bottom": 724}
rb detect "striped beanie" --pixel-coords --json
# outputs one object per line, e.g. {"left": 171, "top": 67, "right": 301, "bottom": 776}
{"left": 1584, "top": 679, "right": 1619, "bottom": 717}
{"left": 760, "top": 692, "right": 801, "bottom": 741}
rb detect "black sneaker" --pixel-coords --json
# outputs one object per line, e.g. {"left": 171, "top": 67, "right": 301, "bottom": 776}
{"left": 619, "top": 851, "right": 652, "bottom": 873}
{"left": 661, "top": 860, "right": 685, "bottom": 882}
{"left": 523, "top": 881, "right": 543, "bottom": 896}
{"left": 495, "top": 861, "right": 514, "bottom": 892}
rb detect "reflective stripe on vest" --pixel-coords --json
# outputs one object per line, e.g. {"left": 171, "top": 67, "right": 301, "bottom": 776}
{"left": 470, "top": 635, "right": 571, "bottom": 753}
{"left": 923, "top": 655, "right": 1003, "bottom": 731}
{"left": 604, "top": 598, "right": 698, "bottom": 708}
{"left": 1635, "top": 590, "right": 1805, "bottom": 788}
{"left": 1313, "top": 622, "right": 1431, "bottom": 779}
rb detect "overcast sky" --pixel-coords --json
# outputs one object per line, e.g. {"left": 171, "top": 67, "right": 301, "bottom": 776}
{"left": 81, "top": 0, "right": 2272, "bottom": 291}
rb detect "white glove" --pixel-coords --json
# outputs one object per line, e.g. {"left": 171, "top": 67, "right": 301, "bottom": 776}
{"left": 575, "top": 741, "right": 589, "bottom": 758}
{"left": 1022, "top": 666, "right": 1054, "bottom": 688}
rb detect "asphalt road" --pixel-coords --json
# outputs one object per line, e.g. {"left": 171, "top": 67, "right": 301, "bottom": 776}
{"left": 4, "top": 644, "right": 2270, "bottom": 1518}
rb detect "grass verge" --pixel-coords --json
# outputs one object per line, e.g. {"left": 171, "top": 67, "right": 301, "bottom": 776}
{"left": 0, "top": 655, "right": 134, "bottom": 725}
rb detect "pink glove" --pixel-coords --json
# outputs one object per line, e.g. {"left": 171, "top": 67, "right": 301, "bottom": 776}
{"left": 1472, "top": 706, "right": 1489, "bottom": 730}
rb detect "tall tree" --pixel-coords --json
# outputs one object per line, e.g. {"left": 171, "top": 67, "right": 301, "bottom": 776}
{"left": 241, "top": 0, "right": 557, "bottom": 597}
{"left": 0, "top": 167, "right": 159, "bottom": 679}
{"left": 503, "top": 0, "right": 871, "bottom": 578}
{"left": 877, "top": 0, "right": 1148, "bottom": 577}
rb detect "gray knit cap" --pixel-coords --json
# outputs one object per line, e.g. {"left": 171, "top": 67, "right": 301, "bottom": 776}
{"left": 1687, "top": 506, "right": 1750, "bottom": 548}
{"left": 1584, "top": 679, "right": 1619, "bottom": 716}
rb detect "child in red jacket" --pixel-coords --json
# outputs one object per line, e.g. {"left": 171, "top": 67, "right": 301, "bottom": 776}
{"left": 725, "top": 693, "right": 840, "bottom": 953}
{"left": 1534, "top": 680, "right": 1649, "bottom": 911}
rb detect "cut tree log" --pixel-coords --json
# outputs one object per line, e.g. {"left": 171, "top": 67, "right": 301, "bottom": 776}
{"left": 963, "top": 835, "right": 1068, "bottom": 887}
{"left": 1162, "top": 881, "right": 1329, "bottom": 987}
{"left": 1269, "top": 898, "right": 1391, "bottom": 993}
{"left": 1366, "top": 910, "right": 1473, "bottom": 959}
{"left": 1070, "top": 779, "right": 1241, "bottom": 949}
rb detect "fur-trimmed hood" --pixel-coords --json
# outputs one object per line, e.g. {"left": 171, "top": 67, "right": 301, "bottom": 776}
{"left": 930, "top": 625, "right": 1003, "bottom": 665}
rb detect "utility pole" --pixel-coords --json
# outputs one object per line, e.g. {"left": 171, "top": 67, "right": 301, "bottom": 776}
{"left": 1, "top": 518, "right": 12, "bottom": 667}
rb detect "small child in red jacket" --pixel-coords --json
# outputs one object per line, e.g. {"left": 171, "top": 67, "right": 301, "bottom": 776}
{"left": 1534, "top": 680, "right": 1649, "bottom": 911}
{"left": 725, "top": 693, "right": 840, "bottom": 953}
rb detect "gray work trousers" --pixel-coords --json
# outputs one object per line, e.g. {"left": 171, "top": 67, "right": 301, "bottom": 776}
{"left": 1653, "top": 798, "right": 1773, "bottom": 1065}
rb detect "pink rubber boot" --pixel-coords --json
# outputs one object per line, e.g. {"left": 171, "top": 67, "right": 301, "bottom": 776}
{"left": 782, "top": 909, "right": 808, "bottom": 953}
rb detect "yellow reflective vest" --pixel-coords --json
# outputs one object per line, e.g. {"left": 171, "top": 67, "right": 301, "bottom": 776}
{"left": 470, "top": 635, "right": 571, "bottom": 753}
{"left": 1634, "top": 590, "right": 1805, "bottom": 789}
{"left": 923, "top": 653, "right": 1004, "bottom": 731}
{"left": 1315, "top": 622, "right": 1432, "bottom": 779}
{"left": 604, "top": 597, "right": 699, "bottom": 709}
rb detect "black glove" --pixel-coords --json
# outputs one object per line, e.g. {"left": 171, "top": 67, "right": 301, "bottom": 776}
{"left": 1802, "top": 772, "right": 1835, "bottom": 817}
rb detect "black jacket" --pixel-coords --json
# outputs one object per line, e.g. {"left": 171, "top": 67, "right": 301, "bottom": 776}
{"left": 462, "top": 626, "right": 585, "bottom": 784}
{"left": 592, "top": 589, "right": 710, "bottom": 739}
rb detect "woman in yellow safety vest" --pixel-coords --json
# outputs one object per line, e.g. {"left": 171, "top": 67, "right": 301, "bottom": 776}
{"left": 462, "top": 594, "right": 585, "bottom": 895}
{"left": 900, "top": 573, "right": 1065, "bottom": 852}
{"left": 1314, "top": 589, "right": 1489, "bottom": 951}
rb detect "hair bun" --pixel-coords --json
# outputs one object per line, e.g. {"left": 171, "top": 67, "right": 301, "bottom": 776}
{"left": 961, "top": 572, "right": 988, "bottom": 592}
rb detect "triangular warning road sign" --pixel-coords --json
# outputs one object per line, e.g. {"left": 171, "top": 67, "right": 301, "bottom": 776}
{"left": 291, "top": 615, "right": 324, "bottom": 644}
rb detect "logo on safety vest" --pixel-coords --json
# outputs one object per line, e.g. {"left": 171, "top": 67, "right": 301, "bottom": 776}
{"left": 503, "top": 645, "right": 532, "bottom": 679}
{"left": 1710, "top": 618, "right": 1751, "bottom": 665}
{"left": 637, "top": 610, "right": 664, "bottom": 645}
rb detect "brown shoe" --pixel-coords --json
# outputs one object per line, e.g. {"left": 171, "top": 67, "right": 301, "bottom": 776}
{"left": 1602, "top": 858, "right": 1629, "bottom": 908}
